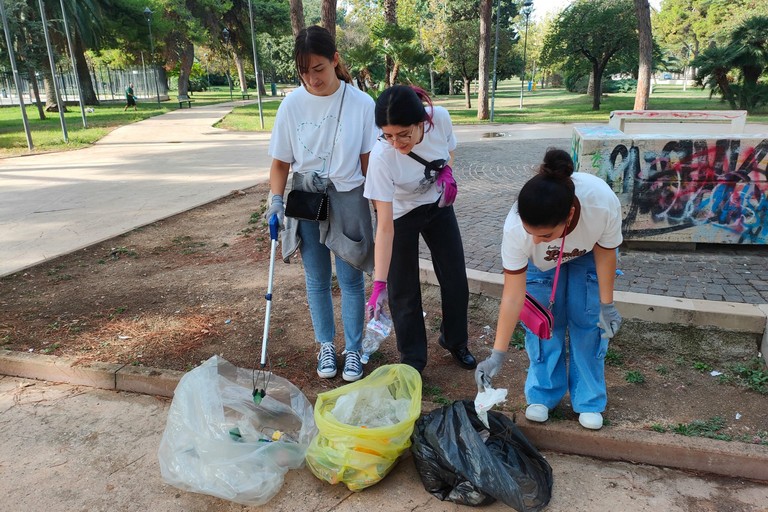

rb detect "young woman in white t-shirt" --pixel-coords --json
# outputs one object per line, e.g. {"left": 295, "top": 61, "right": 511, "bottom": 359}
{"left": 475, "top": 149, "right": 624, "bottom": 430}
{"left": 363, "top": 85, "right": 476, "bottom": 374}
{"left": 265, "top": 26, "right": 377, "bottom": 383}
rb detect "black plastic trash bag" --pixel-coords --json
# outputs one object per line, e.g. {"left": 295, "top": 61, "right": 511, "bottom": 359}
{"left": 411, "top": 400, "right": 553, "bottom": 511}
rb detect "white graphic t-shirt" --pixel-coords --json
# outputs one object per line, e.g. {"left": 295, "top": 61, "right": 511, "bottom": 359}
{"left": 501, "top": 172, "right": 623, "bottom": 271}
{"left": 268, "top": 83, "right": 377, "bottom": 192}
{"left": 364, "top": 106, "right": 457, "bottom": 219}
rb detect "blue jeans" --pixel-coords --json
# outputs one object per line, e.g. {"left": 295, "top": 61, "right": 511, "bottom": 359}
{"left": 297, "top": 220, "right": 365, "bottom": 351}
{"left": 524, "top": 251, "right": 608, "bottom": 413}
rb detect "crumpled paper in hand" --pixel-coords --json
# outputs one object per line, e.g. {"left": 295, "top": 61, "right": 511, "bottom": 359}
{"left": 474, "top": 386, "right": 508, "bottom": 429}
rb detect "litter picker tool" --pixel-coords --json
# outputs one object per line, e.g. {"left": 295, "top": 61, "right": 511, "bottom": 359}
{"left": 253, "top": 213, "right": 279, "bottom": 404}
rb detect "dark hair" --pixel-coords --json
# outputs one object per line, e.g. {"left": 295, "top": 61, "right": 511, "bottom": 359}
{"left": 374, "top": 85, "right": 435, "bottom": 130}
{"left": 517, "top": 148, "right": 576, "bottom": 227}
{"left": 294, "top": 26, "right": 352, "bottom": 84}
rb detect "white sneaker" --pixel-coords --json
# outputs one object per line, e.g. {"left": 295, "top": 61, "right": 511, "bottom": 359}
{"left": 342, "top": 350, "right": 363, "bottom": 382}
{"left": 579, "top": 412, "right": 604, "bottom": 430}
{"left": 525, "top": 404, "right": 549, "bottom": 423}
{"left": 317, "top": 343, "right": 337, "bottom": 378}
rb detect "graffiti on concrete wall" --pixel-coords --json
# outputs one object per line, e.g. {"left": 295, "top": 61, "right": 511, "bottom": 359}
{"left": 595, "top": 138, "right": 768, "bottom": 244}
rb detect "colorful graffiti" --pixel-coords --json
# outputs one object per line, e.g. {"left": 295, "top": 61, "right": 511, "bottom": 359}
{"left": 596, "top": 138, "right": 768, "bottom": 244}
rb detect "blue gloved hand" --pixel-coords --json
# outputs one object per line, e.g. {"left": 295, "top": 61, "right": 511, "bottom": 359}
{"left": 597, "top": 302, "right": 622, "bottom": 339}
{"left": 366, "top": 280, "right": 388, "bottom": 321}
{"left": 265, "top": 194, "right": 284, "bottom": 229}
{"left": 474, "top": 349, "right": 505, "bottom": 392}
{"left": 435, "top": 165, "right": 457, "bottom": 207}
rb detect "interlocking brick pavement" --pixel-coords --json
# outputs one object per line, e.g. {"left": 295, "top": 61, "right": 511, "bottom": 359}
{"left": 418, "top": 137, "right": 768, "bottom": 305}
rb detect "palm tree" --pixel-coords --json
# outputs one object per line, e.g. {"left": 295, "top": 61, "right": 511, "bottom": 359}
{"left": 729, "top": 15, "right": 768, "bottom": 110}
{"left": 692, "top": 45, "right": 737, "bottom": 108}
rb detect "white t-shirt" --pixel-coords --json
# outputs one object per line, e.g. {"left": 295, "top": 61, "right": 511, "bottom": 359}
{"left": 501, "top": 172, "right": 623, "bottom": 272}
{"left": 364, "top": 106, "right": 457, "bottom": 219}
{"left": 268, "top": 83, "right": 377, "bottom": 192}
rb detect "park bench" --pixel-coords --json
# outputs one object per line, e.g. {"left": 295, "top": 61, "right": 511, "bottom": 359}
{"left": 177, "top": 95, "right": 194, "bottom": 108}
{"left": 608, "top": 110, "right": 747, "bottom": 133}
{"left": 240, "top": 92, "right": 250, "bottom": 100}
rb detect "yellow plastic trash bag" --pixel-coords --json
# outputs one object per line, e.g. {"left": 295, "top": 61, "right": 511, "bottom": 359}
{"left": 305, "top": 364, "right": 422, "bottom": 491}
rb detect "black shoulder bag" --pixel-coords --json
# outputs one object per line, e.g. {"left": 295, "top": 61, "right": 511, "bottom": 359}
{"left": 285, "top": 83, "right": 347, "bottom": 221}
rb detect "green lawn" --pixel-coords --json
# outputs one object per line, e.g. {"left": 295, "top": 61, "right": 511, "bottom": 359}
{"left": 2, "top": 81, "right": 766, "bottom": 157}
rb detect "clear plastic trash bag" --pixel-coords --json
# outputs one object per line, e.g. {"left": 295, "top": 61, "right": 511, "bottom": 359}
{"left": 305, "top": 364, "right": 422, "bottom": 491}
{"left": 157, "top": 355, "right": 316, "bottom": 506}
{"left": 411, "top": 400, "right": 553, "bottom": 511}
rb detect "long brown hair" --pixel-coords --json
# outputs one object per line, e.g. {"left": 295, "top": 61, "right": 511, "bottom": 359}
{"left": 294, "top": 25, "right": 352, "bottom": 84}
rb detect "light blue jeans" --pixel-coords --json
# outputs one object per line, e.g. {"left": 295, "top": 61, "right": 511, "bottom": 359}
{"left": 297, "top": 219, "right": 365, "bottom": 352}
{"left": 524, "top": 251, "right": 608, "bottom": 413}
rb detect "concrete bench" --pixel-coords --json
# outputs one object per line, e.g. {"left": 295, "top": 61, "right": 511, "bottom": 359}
{"left": 608, "top": 110, "right": 747, "bottom": 133}
{"left": 177, "top": 96, "right": 194, "bottom": 108}
{"left": 572, "top": 120, "right": 768, "bottom": 245}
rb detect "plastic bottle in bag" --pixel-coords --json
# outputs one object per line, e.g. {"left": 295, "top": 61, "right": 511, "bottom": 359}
{"left": 361, "top": 312, "right": 392, "bottom": 364}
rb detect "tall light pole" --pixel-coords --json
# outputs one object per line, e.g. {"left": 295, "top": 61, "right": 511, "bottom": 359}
{"left": 144, "top": 7, "right": 161, "bottom": 104}
{"left": 0, "top": 0, "right": 33, "bottom": 150}
{"left": 490, "top": 0, "right": 502, "bottom": 122}
{"left": 519, "top": 0, "right": 533, "bottom": 110}
{"left": 38, "top": 0, "right": 67, "bottom": 142}
{"left": 60, "top": 0, "right": 86, "bottom": 128}
{"left": 222, "top": 28, "right": 234, "bottom": 101}
{"left": 247, "top": 0, "right": 265, "bottom": 128}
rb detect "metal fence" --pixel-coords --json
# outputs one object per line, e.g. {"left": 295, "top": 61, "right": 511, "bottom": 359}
{"left": 0, "top": 64, "right": 168, "bottom": 106}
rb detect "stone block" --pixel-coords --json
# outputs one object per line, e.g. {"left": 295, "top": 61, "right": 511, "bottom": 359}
{"left": 116, "top": 364, "right": 184, "bottom": 397}
{"left": 0, "top": 350, "right": 120, "bottom": 390}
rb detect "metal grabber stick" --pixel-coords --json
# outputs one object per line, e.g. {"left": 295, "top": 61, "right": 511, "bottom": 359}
{"left": 253, "top": 213, "right": 279, "bottom": 404}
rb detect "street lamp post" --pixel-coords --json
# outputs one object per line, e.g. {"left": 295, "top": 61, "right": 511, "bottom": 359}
{"left": 246, "top": 0, "right": 264, "bottom": 128}
{"left": 490, "top": 0, "right": 502, "bottom": 122}
{"left": 519, "top": 0, "right": 533, "bottom": 110}
{"left": 144, "top": 7, "right": 161, "bottom": 104}
{"left": 0, "top": 0, "right": 33, "bottom": 149}
{"left": 222, "top": 28, "right": 234, "bottom": 101}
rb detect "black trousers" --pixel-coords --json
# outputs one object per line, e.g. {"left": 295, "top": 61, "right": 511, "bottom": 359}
{"left": 389, "top": 201, "right": 469, "bottom": 372}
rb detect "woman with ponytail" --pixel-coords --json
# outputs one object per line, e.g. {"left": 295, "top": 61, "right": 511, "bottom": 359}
{"left": 363, "top": 85, "right": 476, "bottom": 374}
{"left": 475, "top": 149, "right": 623, "bottom": 430}
{"left": 265, "top": 26, "right": 377, "bottom": 383}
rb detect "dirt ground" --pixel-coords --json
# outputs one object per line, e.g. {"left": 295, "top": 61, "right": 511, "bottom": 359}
{"left": 1, "top": 182, "right": 767, "bottom": 446}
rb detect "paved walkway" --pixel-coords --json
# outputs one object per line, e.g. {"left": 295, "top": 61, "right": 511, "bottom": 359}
{"left": 2, "top": 106, "right": 767, "bottom": 304}
{"left": 3, "top": 375, "right": 767, "bottom": 512}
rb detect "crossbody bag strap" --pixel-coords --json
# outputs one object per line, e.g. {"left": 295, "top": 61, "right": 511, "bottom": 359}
{"left": 325, "top": 82, "right": 347, "bottom": 182}
{"left": 548, "top": 231, "right": 567, "bottom": 310}
{"left": 407, "top": 151, "right": 445, "bottom": 182}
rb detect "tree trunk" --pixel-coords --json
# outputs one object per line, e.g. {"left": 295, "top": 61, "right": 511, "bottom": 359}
{"left": 321, "top": 0, "right": 337, "bottom": 40}
{"left": 234, "top": 52, "right": 247, "bottom": 92}
{"left": 74, "top": 33, "right": 98, "bottom": 105}
{"left": 592, "top": 64, "right": 603, "bottom": 110}
{"left": 43, "top": 75, "right": 67, "bottom": 113}
{"left": 464, "top": 76, "right": 471, "bottom": 108}
{"left": 477, "top": 0, "right": 492, "bottom": 120}
{"left": 289, "top": 0, "right": 305, "bottom": 38}
{"left": 448, "top": 73, "right": 454, "bottom": 95}
{"left": 587, "top": 71, "right": 594, "bottom": 96}
{"left": 28, "top": 69, "right": 46, "bottom": 120}
{"left": 177, "top": 41, "right": 194, "bottom": 97}
{"left": 384, "top": 0, "right": 397, "bottom": 87}
{"left": 633, "top": 0, "right": 652, "bottom": 110}
{"left": 389, "top": 62, "right": 400, "bottom": 87}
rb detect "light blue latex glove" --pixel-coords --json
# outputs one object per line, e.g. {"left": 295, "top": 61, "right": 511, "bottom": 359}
{"left": 597, "top": 302, "right": 622, "bottom": 339}
{"left": 264, "top": 194, "right": 284, "bottom": 229}
{"left": 474, "top": 349, "right": 505, "bottom": 392}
